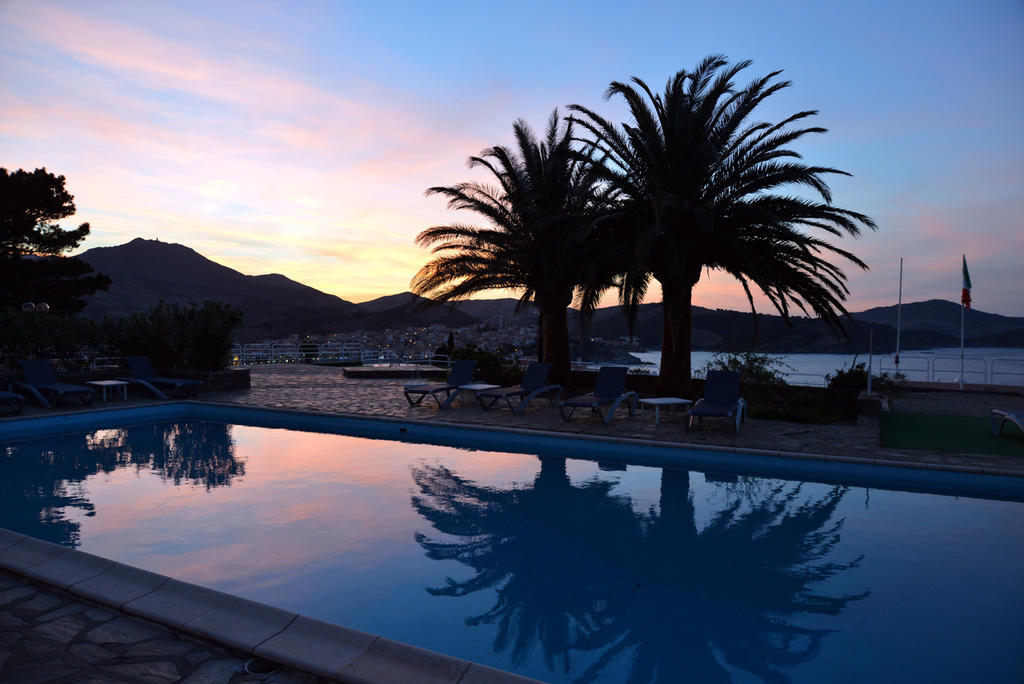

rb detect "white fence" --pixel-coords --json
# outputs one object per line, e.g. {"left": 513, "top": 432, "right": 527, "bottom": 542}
{"left": 878, "top": 354, "right": 1024, "bottom": 386}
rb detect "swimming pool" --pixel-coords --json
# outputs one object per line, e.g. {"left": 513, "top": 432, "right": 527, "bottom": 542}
{"left": 3, "top": 406, "right": 1023, "bottom": 682}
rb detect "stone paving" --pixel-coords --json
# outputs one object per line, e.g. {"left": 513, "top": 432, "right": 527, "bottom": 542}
{"left": 215, "top": 364, "right": 1024, "bottom": 475}
{"left": 0, "top": 570, "right": 317, "bottom": 684}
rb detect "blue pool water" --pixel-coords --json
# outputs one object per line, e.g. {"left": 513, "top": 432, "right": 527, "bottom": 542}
{"left": 2, "top": 414, "right": 1023, "bottom": 682}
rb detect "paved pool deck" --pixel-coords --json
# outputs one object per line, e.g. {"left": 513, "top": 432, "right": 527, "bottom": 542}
{"left": 0, "top": 568, "right": 314, "bottom": 683}
{"left": 212, "top": 364, "right": 1024, "bottom": 476}
{"left": 2, "top": 363, "right": 1023, "bottom": 683}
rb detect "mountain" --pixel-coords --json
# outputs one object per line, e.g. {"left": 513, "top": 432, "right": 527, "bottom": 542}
{"left": 360, "top": 293, "right": 531, "bottom": 320}
{"left": 583, "top": 300, "right": 1023, "bottom": 352}
{"left": 355, "top": 292, "right": 477, "bottom": 329}
{"left": 79, "top": 238, "right": 365, "bottom": 341}
{"left": 76, "top": 238, "right": 1024, "bottom": 349}
{"left": 853, "top": 299, "right": 1022, "bottom": 337}
{"left": 359, "top": 292, "right": 426, "bottom": 313}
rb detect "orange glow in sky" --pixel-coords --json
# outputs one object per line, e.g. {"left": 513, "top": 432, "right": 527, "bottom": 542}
{"left": 2, "top": 2, "right": 1022, "bottom": 314}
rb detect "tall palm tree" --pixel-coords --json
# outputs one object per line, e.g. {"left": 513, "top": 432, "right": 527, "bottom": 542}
{"left": 570, "top": 56, "right": 876, "bottom": 394}
{"left": 412, "top": 111, "right": 613, "bottom": 381}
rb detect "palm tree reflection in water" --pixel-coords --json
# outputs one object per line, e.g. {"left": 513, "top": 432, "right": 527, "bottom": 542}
{"left": 411, "top": 458, "right": 869, "bottom": 683}
{"left": 1, "top": 421, "right": 241, "bottom": 547}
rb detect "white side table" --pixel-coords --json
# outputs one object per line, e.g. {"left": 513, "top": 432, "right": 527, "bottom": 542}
{"left": 638, "top": 397, "right": 693, "bottom": 425}
{"left": 459, "top": 383, "right": 500, "bottom": 394}
{"left": 86, "top": 380, "right": 130, "bottom": 402}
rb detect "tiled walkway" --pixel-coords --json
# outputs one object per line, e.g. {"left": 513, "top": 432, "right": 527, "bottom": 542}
{"left": 0, "top": 570, "right": 314, "bottom": 683}
{"left": 217, "top": 364, "right": 1024, "bottom": 475}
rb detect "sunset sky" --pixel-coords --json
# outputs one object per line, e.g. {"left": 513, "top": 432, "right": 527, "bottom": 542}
{"left": 2, "top": 0, "right": 1022, "bottom": 315}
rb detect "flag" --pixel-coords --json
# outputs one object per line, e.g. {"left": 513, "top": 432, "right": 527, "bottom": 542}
{"left": 961, "top": 255, "right": 972, "bottom": 309}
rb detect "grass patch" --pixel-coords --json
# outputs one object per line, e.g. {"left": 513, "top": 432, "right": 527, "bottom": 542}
{"left": 880, "top": 412, "right": 1024, "bottom": 457}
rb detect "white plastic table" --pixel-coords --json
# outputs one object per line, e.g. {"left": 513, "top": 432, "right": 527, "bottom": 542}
{"left": 86, "top": 380, "right": 129, "bottom": 402}
{"left": 638, "top": 397, "right": 693, "bottom": 425}
{"left": 459, "top": 383, "right": 500, "bottom": 393}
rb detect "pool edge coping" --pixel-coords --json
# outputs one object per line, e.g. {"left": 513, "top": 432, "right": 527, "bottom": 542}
{"left": 0, "top": 528, "right": 539, "bottom": 683}
{"left": 2, "top": 398, "right": 1021, "bottom": 479}
{"left": 197, "top": 399, "right": 1024, "bottom": 479}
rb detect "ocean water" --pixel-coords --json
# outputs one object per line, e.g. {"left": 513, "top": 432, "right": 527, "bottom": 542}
{"left": 632, "top": 347, "right": 1024, "bottom": 386}
{"left": 3, "top": 419, "right": 1023, "bottom": 682}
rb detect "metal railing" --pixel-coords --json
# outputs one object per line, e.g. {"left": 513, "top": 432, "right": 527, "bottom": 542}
{"left": 878, "top": 354, "right": 1024, "bottom": 386}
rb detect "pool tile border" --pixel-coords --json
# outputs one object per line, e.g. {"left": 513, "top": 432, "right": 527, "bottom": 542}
{"left": 0, "top": 527, "right": 541, "bottom": 683}
{"left": 2, "top": 397, "right": 1020, "bottom": 478}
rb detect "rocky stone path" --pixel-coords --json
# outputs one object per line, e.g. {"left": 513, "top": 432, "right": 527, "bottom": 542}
{"left": 0, "top": 571, "right": 317, "bottom": 684}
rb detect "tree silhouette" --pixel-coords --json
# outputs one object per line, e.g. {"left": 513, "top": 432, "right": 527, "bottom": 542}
{"left": 0, "top": 421, "right": 242, "bottom": 546}
{"left": 412, "top": 112, "right": 619, "bottom": 381}
{"left": 412, "top": 460, "right": 868, "bottom": 682}
{"left": 412, "top": 457, "right": 639, "bottom": 674}
{"left": 569, "top": 57, "right": 875, "bottom": 394}
{"left": 0, "top": 167, "right": 111, "bottom": 313}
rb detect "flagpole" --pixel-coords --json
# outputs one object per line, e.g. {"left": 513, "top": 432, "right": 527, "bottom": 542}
{"left": 959, "top": 254, "right": 966, "bottom": 390}
{"left": 895, "top": 257, "right": 903, "bottom": 372}
{"left": 959, "top": 300, "right": 965, "bottom": 390}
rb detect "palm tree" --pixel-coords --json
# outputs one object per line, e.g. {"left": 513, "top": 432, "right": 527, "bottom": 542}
{"left": 412, "top": 111, "right": 613, "bottom": 381}
{"left": 570, "top": 56, "right": 876, "bottom": 394}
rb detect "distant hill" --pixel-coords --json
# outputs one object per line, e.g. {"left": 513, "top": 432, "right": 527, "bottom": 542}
{"left": 79, "top": 238, "right": 364, "bottom": 341}
{"left": 354, "top": 292, "right": 477, "bottom": 329}
{"left": 76, "top": 238, "right": 1024, "bottom": 349}
{"left": 359, "top": 292, "right": 531, "bottom": 320}
{"left": 853, "top": 299, "right": 1022, "bottom": 337}
{"left": 583, "top": 299, "right": 1023, "bottom": 351}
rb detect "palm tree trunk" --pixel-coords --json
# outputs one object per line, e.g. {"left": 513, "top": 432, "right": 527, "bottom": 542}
{"left": 657, "top": 281, "right": 693, "bottom": 396}
{"left": 541, "top": 303, "right": 572, "bottom": 383}
{"left": 535, "top": 313, "right": 544, "bottom": 363}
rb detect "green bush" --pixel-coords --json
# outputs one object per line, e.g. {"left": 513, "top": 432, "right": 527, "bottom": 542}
{"left": 703, "top": 351, "right": 793, "bottom": 386}
{"left": 106, "top": 300, "right": 244, "bottom": 371}
{"left": 0, "top": 310, "right": 100, "bottom": 371}
{"left": 449, "top": 344, "right": 520, "bottom": 385}
{"left": 826, "top": 359, "right": 903, "bottom": 393}
{"left": 1, "top": 300, "right": 243, "bottom": 373}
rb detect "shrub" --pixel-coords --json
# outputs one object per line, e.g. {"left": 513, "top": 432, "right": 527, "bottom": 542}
{"left": 449, "top": 344, "right": 520, "bottom": 385}
{"left": 106, "top": 300, "right": 244, "bottom": 371}
{"left": 703, "top": 351, "right": 793, "bottom": 386}
{"left": 826, "top": 358, "right": 904, "bottom": 393}
{"left": 0, "top": 309, "right": 100, "bottom": 371}
{"left": 1, "top": 300, "right": 243, "bottom": 373}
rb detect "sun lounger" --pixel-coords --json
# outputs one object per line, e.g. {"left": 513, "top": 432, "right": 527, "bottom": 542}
{"left": 404, "top": 359, "right": 477, "bottom": 409}
{"left": 687, "top": 370, "right": 746, "bottom": 433}
{"left": 119, "top": 356, "right": 202, "bottom": 399}
{"left": 990, "top": 409, "right": 1024, "bottom": 437}
{"left": 11, "top": 359, "right": 94, "bottom": 409}
{"left": 559, "top": 366, "right": 637, "bottom": 423}
{"left": 477, "top": 362, "right": 563, "bottom": 412}
{"left": 1, "top": 389, "right": 24, "bottom": 414}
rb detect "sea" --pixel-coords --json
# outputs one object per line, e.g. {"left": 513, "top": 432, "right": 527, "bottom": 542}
{"left": 630, "top": 347, "right": 1024, "bottom": 387}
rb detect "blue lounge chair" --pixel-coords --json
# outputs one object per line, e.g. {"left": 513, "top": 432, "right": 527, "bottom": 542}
{"left": 687, "top": 370, "right": 746, "bottom": 434}
{"left": 477, "top": 362, "right": 563, "bottom": 412}
{"left": 559, "top": 366, "right": 637, "bottom": 423}
{"left": 991, "top": 410, "right": 1023, "bottom": 437}
{"left": 1, "top": 389, "right": 24, "bottom": 414}
{"left": 404, "top": 359, "right": 477, "bottom": 409}
{"left": 119, "top": 356, "right": 202, "bottom": 399}
{"left": 12, "top": 359, "right": 94, "bottom": 409}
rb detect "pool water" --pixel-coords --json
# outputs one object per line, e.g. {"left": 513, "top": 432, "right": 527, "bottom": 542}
{"left": 3, "top": 419, "right": 1023, "bottom": 682}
